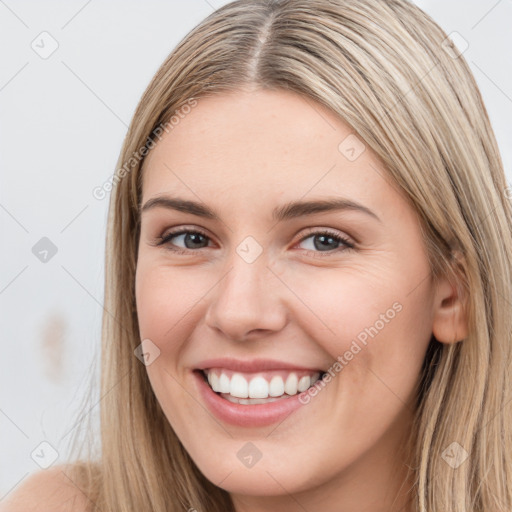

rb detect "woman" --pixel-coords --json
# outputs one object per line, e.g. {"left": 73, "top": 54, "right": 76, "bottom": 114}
{"left": 5, "top": 0, "right": 511, "bottom": 511}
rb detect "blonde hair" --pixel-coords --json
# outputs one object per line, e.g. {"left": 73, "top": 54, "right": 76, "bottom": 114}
{"left": 68, "top": 1, "right": 512, "bottom": 510}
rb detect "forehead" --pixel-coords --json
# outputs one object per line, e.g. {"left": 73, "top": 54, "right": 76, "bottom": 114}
{"left": 141, "top": 89, "right": 401, "bottom": 218}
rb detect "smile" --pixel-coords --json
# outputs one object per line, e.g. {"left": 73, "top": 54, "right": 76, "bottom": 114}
{"left": 193, "top": 358, "right": 328, "bottom": 426}
{"left": 202, "top": 368, "right": 323, "bottom": 404}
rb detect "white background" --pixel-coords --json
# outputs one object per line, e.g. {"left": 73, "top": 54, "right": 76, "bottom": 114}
{"left": 1, "top": 0, "right": 510, "bottom": 497}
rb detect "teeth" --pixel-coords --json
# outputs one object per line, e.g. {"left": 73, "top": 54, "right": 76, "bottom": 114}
{"left": 230, "top": 373, "right": 249, "bottom": 398}
{"left": 218, "top": 373, "right": 230, "bottom": 393}
{"left": 223, "top": 395, "right": 288, "bottom": 405}
{"left": 203, "top": 369, "right": 322, "bottom": 402}
{"left": 269, "top": 375, "right": 285, "bottom": 397}
{"left": 248, "top": 376, "right": 269, "bottom": 399}
{"left": 298, "top": 375, "right": 311, "bottom": 392}
{"left": 208, "top": 371, "right": 220, "bottom": 392}
{"left": 284, "top": 373, "right": 298, "bottom": 395}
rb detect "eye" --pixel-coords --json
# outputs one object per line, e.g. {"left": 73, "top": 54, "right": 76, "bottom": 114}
{"left": 296, "top": 229, "right": 355, "bottom": 255}
{"left": 153, "top": 227, "right": 355, "bottom": 256}
{"left": 155, "top": 228, "right": 212, "bottom": 253}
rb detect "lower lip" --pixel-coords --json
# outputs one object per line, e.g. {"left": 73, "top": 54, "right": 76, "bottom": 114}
{"left": 193, "top": 370, "right": 308, "bottom": 427}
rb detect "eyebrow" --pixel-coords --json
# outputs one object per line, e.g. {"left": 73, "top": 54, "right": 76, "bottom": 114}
{"left": 140, "top": 196, "right": 381, "bottom": 223}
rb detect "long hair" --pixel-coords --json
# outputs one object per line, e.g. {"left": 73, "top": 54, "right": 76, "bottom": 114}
{"left": 68, "top": 1, "right": 512, "bottom": 510}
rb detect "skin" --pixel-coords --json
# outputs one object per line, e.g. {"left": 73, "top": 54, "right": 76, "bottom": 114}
{"left": 135, "top": 89, "right": 468, "bottom": 512}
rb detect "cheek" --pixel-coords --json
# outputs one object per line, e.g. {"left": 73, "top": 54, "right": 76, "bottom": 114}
{"left": 284, "top": 260, "right": 433, "bottom": 399}
{"left": 282, "top": 260, "right": 404, "bottom": 350}
{"left": 135, "top": 262, "right": 205, "bottom": 429}
{"left": 135, "top": 261, "right": 210, "bottom": 346}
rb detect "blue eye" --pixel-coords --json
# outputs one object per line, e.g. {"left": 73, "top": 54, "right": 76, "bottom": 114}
{"left": 157, "top": 229, "right": 211, "bottom": 252}
{"left": 297, "top": 231, "right": 354, "bottom": 253}
{"left": 155, "top": 227, "right": 354, "bottom": 256}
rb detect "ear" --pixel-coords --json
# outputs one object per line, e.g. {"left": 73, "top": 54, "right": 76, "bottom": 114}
{"left": 431, "top": 250, "right": 469, "bottom": 344}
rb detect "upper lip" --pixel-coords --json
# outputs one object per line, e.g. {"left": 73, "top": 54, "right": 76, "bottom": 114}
{"left": 195, "top": 357, "right": 325, "bottom": 373}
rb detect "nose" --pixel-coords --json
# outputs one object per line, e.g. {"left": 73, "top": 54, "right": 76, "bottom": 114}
{"left": 204, "top": 251, "right": 288, "bottom": 342}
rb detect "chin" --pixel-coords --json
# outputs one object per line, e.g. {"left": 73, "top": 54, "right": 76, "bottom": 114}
{"left": 198, "top": 458, "right": 311, "bottom": 496}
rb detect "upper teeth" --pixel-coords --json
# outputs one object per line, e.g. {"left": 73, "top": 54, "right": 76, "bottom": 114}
{"left": 204, "top": 369, "right": 321, "bottom": 399}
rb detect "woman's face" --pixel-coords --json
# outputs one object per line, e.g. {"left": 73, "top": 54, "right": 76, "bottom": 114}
{"left": 135, "top": 89, "right": 439, "bottom": 506}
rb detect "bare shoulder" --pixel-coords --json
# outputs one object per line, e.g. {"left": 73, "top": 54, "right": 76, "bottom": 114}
{"left": 0, "top": 465, "right": 91, "bottom": 512}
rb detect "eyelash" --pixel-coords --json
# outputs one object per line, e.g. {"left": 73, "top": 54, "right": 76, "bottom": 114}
{"left": 154, "top": 226, "right": 355, "bottom": 257}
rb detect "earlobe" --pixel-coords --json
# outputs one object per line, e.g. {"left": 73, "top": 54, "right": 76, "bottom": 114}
{"left": 431, "top": 251, "right": 469, "bottom": 344}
